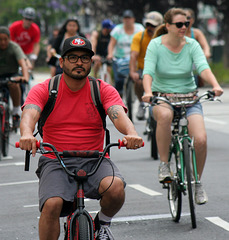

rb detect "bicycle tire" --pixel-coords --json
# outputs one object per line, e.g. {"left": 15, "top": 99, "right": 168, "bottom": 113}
{"left": 72, "top": 215, "right": 90, "bottom": 240}
{"left": 168, "top": 150, "right": 182, "bottom": 222}
{"left": 0, "top": 113, "right": 2, "bottom": 161}
{"left": 126, "top": 77, "right": 133, "bottom": 121}
{"left": 2, "top": 106, "right": 10, "bottom": 156}
{"left": 150, "top": 115, "right": 158, "bottom": 160}
{"left": 183, "top": 138, "right": 196, "bottom": 229}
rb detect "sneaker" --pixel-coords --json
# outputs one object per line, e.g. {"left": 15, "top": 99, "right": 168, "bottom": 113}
{"left": 158, "top": 162, "right": 172, "bottom": 183}
{"left": 195, "top": 183, "right": 208, "bottom": 205}
{"left": 12, "top": 114, "right": 20, "bottom": 130}
{"left": 136, "top": 103, "right": 145, "bottom": 120}
{"left": 94, "top": 214, "right": 114, "bottom": 240}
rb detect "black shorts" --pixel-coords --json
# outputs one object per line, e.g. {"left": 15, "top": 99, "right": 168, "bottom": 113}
{"left": 36, "top": 156, "right": 125, "bottom": 217}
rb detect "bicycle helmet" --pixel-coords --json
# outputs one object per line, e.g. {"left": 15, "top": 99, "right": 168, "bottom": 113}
{"left": 102, "top": 19, "right": 114, "bottom": 29}
{"left": 22, "top": 7, "right": 36, "bottom": 20}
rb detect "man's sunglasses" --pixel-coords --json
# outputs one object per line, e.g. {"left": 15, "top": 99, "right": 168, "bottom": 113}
{"left": 170, "top": 21, "right": 190, "bottom": 28}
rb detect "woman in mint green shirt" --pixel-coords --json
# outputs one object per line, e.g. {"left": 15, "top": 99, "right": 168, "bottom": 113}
{"left": 142, "top": 8, "right": 223, "bottom": 205}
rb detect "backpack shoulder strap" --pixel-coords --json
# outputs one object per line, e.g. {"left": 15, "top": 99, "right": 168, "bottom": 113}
{"left": 36, "top": 74, "right": 62, "bottom": 137}
{"left": 88, "top": 76, "right": 110, "bottom": 146}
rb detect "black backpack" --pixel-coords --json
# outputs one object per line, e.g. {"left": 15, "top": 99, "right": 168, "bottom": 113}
{"left": 35, "top": 74, "right": 110, "bottom": 146}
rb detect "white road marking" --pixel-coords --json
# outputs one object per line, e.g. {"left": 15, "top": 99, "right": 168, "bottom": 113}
{"left": 128, "top": 184, "right": 162, "bottom": 196}
{"left": 0, "top": 180, "right": 38, "bottom": 187}
{"left": 0, "top": 162, "right": 24, "bottom": 167}
{"left": 206, "top": 217, "right": 229, "bottom": 231}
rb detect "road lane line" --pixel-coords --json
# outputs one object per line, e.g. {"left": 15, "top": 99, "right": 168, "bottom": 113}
{"left": 128, "top": 184, "right": 162, "bottom": 196}
{"left": 0, "top": 162, "right": 24, "bottom": 167}
{"left": 206, "top": 217, "right": 229, "bottom": 231}
{"left": 112, "top": 213, "right": 190, "bottom": 222}
{"left": 0, "top": 180, "right": 38, "bottom": 186}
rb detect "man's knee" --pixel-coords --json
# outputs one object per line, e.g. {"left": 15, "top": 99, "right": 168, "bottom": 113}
{"left": 42, "top": 197, "right": 63, "bottom": 217}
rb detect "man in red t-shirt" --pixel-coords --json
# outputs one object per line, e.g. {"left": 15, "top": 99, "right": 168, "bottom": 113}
{"left": 9, "top": 7, "right": 40, "bottom": 67}
{"left": 18, "top": 36, "right": 143, "bottom": 240}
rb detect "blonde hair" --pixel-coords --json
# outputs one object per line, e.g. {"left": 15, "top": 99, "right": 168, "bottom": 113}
{"left": 153, "top": 8, "right": 187, "bottom": 38}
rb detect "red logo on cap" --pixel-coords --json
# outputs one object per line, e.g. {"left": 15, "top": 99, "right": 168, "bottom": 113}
{"left": 71, "top": 38, "right": 86, "bottom": 46}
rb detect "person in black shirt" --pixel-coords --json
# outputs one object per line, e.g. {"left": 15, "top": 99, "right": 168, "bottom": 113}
{"left": 91, "top": 19, "right": 114, "bottom": 78}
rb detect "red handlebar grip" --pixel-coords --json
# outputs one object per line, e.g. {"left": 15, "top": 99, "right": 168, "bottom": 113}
{"left": 15, "top": 141, "right": 40, "bottom": 148}
{"left": 118, "top": 139, "right": 145, "bottom": 149}
{"left": 118, "top": 139, "right": 125, "bottom": 149}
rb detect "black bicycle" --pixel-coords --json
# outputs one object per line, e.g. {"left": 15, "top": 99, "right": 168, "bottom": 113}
{"left": 0, "top": 77, "right": 25, "bottom": 160}
{"left": 16, "top": 139, "right": 127, "bottom": 240}
{"left": 149, "top": 91, "right": 220, "bottom": 228}
{"left": 143, "top": 105, "right": 158, "bottom": 160}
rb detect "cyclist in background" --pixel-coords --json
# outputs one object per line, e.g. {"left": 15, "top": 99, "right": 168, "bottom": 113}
{"left": 184, "top": 8, "right": 211, "bottom": 88}
{"left": 130, "top": 11, "right": 163, "bottom": 120}
{"left": 0, "top": 26, "right": 29, "bottom": 129}
{"left": 107, "top": 10, "right": 144, "bottom": 97}
{"left": 9, "top": 7, "right": 40, "bottom": 68}
{"left": 48, "top": 17, "right": 86, "bottom": 76}
{"left": 18, "top": 36, "right": 143, "bottom": 240}
{"left": 91, "top": 19, "right": 114, "bottom": 79}
{"left": 142, "top": 8, "right": 223, "bottom": 205}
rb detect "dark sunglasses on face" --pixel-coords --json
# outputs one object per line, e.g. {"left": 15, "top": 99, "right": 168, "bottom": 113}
{"left": 64, "top": 54, "right": 91, "bottom": 63}
{"left": 171, "top": 21, "right": 190, "bottom": 28}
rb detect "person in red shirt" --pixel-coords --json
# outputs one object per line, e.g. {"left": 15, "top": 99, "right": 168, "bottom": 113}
{"left": 18, "top": 36, "right": 143, "bottom": 240}
{"left": 9, "top": 7, "right": 40, "bottom": 68}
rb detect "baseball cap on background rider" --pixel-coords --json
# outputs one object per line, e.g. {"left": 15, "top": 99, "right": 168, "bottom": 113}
{"left": 123, "top": 9, "right": 134, "bottom": 18}
{"left": 143, "top": 11, "right": 163, "bottom": 27}
{"left": 102, "top": 19, "right": 114, "bottom": 29}
{"left": 22, "top": 7, "right": 36, "bottom": 20}
{"left": 61, "top": 36, "right": 94, "bottom": 57}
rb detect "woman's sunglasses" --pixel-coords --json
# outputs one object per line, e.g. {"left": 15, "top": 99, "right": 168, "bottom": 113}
{"left": 171, "top": 21, "right": 190, "bottom": 28}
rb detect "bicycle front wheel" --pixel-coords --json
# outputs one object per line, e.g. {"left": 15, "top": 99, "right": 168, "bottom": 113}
{"left": 2, "top": 107, "right": 10, "bottom": 156}
{"left": 168, "top": 151, "right": 182, "bottom": 222}
{"left": 150, "top": 114, "right": 158, "bottom": 160}
{"left": 72, "top": 215, "right": 90, "bottom": 240}
{"left": 125, "top": 77, "right": 133, "bottom": 121}
{"left": 183, "top": 138, "right": 196, "bottom": 229}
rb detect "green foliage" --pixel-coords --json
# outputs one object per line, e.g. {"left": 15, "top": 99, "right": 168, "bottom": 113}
{"left": 210, "top": 62, "right": 229, "bottom": 84}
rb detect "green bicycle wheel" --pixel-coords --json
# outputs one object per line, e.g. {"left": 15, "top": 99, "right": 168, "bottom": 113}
{"left": 168, "top": 150, "right": 182, "bottom": 222}
{"left": 183, "top": 138, "right": 196, "bottom": 229}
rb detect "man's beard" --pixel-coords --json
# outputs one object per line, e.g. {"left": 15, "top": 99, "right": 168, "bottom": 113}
{"left": 62, "top": 65, "right": 91, "bottom": 80}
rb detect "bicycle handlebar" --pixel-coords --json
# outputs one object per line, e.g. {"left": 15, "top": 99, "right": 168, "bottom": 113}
{"left": 0, "top": 77, "right": 28, "bottom": 85}
{"left": 15, "top": 139, "right": 140, "bottom": 173}
{"left": 149, "top": 90, "right": 217, "bottom": 108}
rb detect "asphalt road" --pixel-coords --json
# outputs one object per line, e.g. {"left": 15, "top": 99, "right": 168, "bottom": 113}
{"left": 0, "top": 73, "right": 229, "bottom": 239}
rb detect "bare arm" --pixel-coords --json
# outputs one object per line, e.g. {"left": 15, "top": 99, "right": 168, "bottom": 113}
{"left": 194, "top": 28, "right": 211, "bottom": 59}
{"left": 18, "top": 58, "right": 29, "bottom": 82}
{"left": 19, "top": 104, "right": 41, "bottom": 156}
{"left": 107, "top": 105, "right": 143, "bottom": 149}
{"left": 90, "top": 30, "right": 98, "bottom": 53}
{"left": 200, "top": 69, "right": 223, "bottom": 96}
{"left": 142, "top": 74, "right": 153, "bottom": 102}
{"left": 129, "top": 51, "right": 140, "bottom": 81}
{"left": 107, "top": 37, "right": 117, "bottom": 60}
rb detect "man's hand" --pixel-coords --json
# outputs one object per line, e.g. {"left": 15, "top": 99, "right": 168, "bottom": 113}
{"left": 19, "top": 134, "right": 38, "bottom": 157}
{"left": 122, "top": 135, "right": 144, "bottom": 149}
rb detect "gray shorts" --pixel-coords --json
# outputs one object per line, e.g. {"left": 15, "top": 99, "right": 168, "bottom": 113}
{"left": 36, "top": 156, "right": 125, "bottom": 217}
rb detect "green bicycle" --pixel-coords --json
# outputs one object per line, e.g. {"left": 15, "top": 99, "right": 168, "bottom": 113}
{"left": 150, "top": 90, "right": 219, "bottom": 229}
